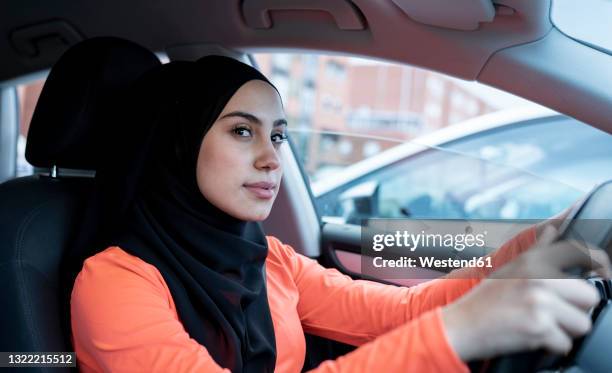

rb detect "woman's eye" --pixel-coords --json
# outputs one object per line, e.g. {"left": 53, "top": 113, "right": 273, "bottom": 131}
{"left": 233, "top": 127, "right": 252, "bottom": 137}
{"left": 272, "top": 132, "right": 288, "bottom": 144}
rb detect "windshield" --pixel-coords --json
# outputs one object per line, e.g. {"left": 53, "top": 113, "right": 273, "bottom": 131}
{"left": 552, "top": 0, "right": 612, "bottom": 54}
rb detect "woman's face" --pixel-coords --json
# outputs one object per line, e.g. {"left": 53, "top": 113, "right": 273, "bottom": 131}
{"left": 196, "top": 80, "right": 287, "bottom": 221}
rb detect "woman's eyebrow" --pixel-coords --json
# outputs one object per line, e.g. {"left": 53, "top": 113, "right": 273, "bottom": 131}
{"left": 220, "top": 111, "right": 287, "bottom": 127}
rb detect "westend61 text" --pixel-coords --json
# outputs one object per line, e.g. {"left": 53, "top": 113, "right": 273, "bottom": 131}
{"left": 372, "top": 256, "right": 493, "bottom": 269}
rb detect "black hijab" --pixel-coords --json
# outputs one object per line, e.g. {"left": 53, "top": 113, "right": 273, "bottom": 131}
{"left": 70, "top": 56, "right": 279, "bottom": 372}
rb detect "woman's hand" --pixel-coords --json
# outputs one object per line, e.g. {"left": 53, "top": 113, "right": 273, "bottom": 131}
{"left": 441, "top": 226, "right": 611, "bottom": 362}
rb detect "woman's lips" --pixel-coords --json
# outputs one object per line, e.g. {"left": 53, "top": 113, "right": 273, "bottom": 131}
{"left": 243, "top": 182, "right": 275, "bottom": 200}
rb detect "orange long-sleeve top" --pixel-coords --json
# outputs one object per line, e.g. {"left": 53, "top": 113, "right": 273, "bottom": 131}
{"left": 71, "top": 227, "right": 536, "bottom": 373}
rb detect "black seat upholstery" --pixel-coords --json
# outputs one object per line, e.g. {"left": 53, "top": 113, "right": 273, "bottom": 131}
{"left": 0, "top": 37, "right": 160, "bottom": 371}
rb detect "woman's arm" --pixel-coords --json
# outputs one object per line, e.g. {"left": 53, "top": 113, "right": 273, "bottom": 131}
{"left": 270, "top": 226, "right": 536, "bottom": 347}
{"left": 71, "top": 247, "right": 230, "bottom": 373}
{"left": 305, "top": 308, "right": 468, "bottom": 373}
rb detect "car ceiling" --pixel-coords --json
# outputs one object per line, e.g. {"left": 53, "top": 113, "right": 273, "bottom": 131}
{"left": 1, "top": 0, "right": 611, "bottom": 132}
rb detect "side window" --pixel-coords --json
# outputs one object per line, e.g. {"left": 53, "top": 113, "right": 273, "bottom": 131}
{"left": 15, "top": 79, "right": 44, "bottom": 177}
{"left": 316, "top": 117, "right": 612, "bottom": 223}
{"left": 252, "top": 53, "right": 611, "bottom": 224}
{"left": 317, "top": 148, "right": 476, "bottom": 224}
{"left": 320, "top": 146, "right": 583, "bottom": 224}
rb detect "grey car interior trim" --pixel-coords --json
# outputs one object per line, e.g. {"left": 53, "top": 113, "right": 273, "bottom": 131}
{"left": 478, "top": 27, "right": 612, "bottom": 132}
{"left": 242, "top": 0, "right": 366, "bottom": 30}
{"left": 391, "top": 0, "right": 495, "bottom": 31}
{"left": 10, "top": 19, "right": 83, "bottom": 59}
{"left": 0, "top": 87, "right": 18, "bottom": 183}
{"left": 238, "top": 0, "right": 552, "bottom": 80}
{"left": 0, "top": 0, "right": 553, "bottom": 81}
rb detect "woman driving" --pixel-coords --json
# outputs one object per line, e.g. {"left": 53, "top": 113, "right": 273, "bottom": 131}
{"left": 68, "top": 55, "right": 610, "bottom": 372}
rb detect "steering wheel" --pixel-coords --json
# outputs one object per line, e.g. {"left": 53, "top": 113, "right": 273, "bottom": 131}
{"left": 474, "top": 180, "right": 612, "bottom": 373}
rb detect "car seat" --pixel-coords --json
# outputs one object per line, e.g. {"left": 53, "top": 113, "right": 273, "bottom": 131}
{"left": 0, "top": 37, "right": 160, "bottom": 372}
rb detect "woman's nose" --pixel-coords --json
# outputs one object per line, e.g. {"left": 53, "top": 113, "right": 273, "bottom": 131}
{"left": 254, "top": 142, "right": 281, "bottom": 171}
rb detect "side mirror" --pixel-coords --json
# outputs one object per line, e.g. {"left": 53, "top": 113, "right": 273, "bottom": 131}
{"left": 339, "top": 180, "right": 379, "bottom": 225}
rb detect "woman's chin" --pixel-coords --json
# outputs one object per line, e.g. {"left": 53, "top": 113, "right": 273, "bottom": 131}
{"left": 229, "top": 203, "right": 272, "bottom": 222}
{"left": 245, "top": 209, "right": 272, "bottom": 222}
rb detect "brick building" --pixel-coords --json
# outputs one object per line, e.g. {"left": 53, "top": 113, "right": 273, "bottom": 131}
{"left": 255, "top": 54, "right": 495, "bottom": 177}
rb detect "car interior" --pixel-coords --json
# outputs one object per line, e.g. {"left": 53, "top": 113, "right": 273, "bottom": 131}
{"left": 1, "top": 1, "right": 611, "bottom": 372}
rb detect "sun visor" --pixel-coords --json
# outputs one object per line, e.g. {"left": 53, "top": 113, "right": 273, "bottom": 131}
{"left": 391, "top": 0, "right": 496, "bottom": 31}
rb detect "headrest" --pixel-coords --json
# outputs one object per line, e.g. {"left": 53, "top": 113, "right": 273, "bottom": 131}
{"left": 25, "top": 37, "right": 162, "bottom": 170}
